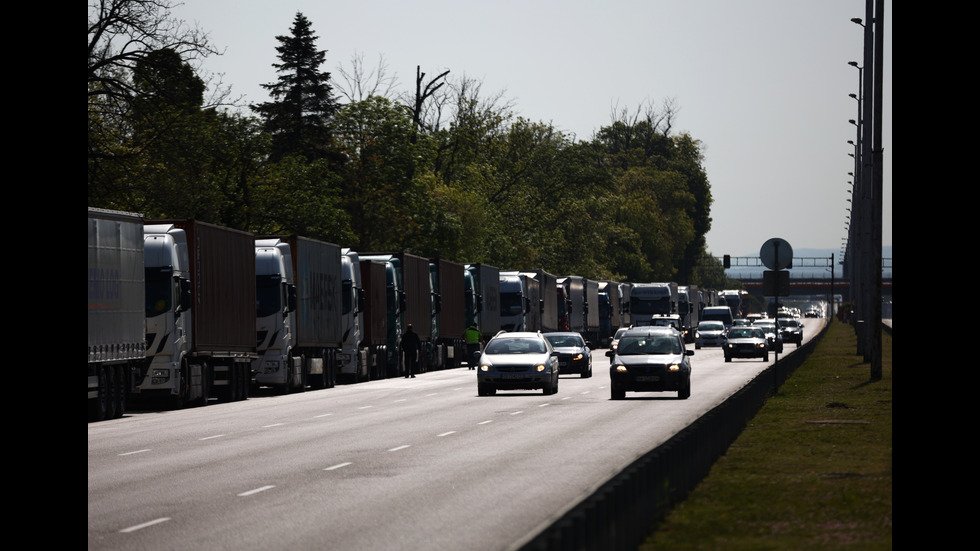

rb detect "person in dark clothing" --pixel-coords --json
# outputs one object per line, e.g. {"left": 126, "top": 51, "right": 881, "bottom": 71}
{"left": 401, "top": 324, "right": 421, "bottom": 378}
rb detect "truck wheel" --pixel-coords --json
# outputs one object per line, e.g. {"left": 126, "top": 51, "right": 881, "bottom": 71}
{"left": 90, "top": 366, "right": 110, "bottom": 421}
{"left": 104, "top": 365, "right": 117, "bottom": 420}
{"left": 171, "top": 360, "right": 189, "bottom": 410}
{"left": 198, "top": 363, "right": 211, "bottom": 406}
{"left": 114, "top": 364, "right": 127, "bottom": 418}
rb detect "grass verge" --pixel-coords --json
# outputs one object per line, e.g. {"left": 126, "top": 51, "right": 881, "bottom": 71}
{"left": 640, "top": 320, "right": 892, "bottom": 550}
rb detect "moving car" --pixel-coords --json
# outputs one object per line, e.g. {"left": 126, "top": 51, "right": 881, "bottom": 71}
{"left": 752, "top": 319, "right": 783, "bottom": 352}
{"left": 476, "top": 332, "right": 560, "bottom": 396}
{"left": 543, "top": 332, "right": 593, "bottom": 378}
{"left": 778, "top": 318, "right": 804, "bottom": 346}
{"left": 605, "top": 327, "right": 693, "bottom": 399}
{"left": 694, "top": 320, "right": 726, "bottom": 349}
{"left": 723, "top": 326, "right": 769, "bottom": 362}
{"left": 610, "top": 327, "right": 629, "bottom": 352}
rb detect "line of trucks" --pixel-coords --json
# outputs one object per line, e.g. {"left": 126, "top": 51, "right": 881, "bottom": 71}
{"left": 88, "top": 207, "right": 742, "bottom": 421}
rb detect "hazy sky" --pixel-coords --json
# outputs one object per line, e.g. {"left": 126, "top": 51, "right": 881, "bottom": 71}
{"left": 171, "top": 0, "right": 891, "bottom": 258}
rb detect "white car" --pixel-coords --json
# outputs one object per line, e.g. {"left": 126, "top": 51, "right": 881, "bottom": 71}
{"left": 476, "top": 332, "right": 560, "bottom": 396}
{"left": 695, "top": 320, "right": 726, "bottom": 349}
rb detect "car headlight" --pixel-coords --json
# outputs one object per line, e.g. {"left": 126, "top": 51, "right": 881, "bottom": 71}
{"left": 614, "top": 364, "right": 627, "bottom": 372}
{"left": 536, "top": 364, "right": 546, "bottom": 372}
{"left": 479, "top": 364, "right": 490, "bottom": 371}
{"left": 757, "top": 343, "right": 766, "bottom": 349}
{"left": 668, "top": 364, "right": 681, "bottom": 372}
{"left": 572, "top": 353, "right": 583, "bottom": 361}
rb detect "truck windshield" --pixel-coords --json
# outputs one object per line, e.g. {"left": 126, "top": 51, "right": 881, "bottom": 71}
{"left": 256, "top": 274, "right": 282, "bottom": 317}
{"left": 630, "top": 297, "right": 671, "bottom": 315}
{"left": 144, "top": 268, "right": 172, "bottom": 317}
{"left": 500, "top": 293, "right": 524, "bottom": 315}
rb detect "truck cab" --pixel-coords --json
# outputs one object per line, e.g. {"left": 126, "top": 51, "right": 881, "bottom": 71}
{"left": 339, "top": 249, "right": 368, "bottom": 381}
{"left": 253, "top": 239, "right": 302, "bottom": 393}
{"left": 499, "top": 272, "right": 530, "bottom": 332}
{"left": 141, "top": 224, "right": 198, "bottom": 406}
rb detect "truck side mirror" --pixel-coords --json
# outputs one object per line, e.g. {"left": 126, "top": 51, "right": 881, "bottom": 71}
{"left": 179, "top": 278, "right": 191, "bottom": 313}
{"left": 286, "top": 284, "right": 297, "bottom": 313}
{"left": 357, "top": 288, "right": 366, "bottom": 312}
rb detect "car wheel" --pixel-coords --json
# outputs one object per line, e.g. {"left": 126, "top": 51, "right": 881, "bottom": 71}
{"left": 695, "top": 343, "right": 701, "bottom": 349}
{"left": 763, "top": 352, "right": 769, "bottom": 362}
{"left": 724, "top": 355, "right": 731, "bottom": 363}
{"left": 678, "top": 379, "right": 691, "bottom": 399}
{"left": 611, "top": 388, "right": 625, "bottom": 400}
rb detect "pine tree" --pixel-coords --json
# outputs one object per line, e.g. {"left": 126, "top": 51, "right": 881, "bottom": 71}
{"left": 252, "top": 12, "right": 340, "bottom": 163}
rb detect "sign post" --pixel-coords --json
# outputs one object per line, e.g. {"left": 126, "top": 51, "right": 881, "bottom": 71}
{"left": 760, "top": 238, "right": 793, "bottom": 364}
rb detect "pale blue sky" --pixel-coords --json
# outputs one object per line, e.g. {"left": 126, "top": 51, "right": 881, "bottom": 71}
{"left": 172, "top": 0, "right": 891, "bottom": 258}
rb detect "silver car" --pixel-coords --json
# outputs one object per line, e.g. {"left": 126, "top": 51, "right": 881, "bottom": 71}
{"left": 476, "top": 332, "right": 560, "bottom": 396}
{"left": 695, "top": 321, "right": 727, "bottom": 349}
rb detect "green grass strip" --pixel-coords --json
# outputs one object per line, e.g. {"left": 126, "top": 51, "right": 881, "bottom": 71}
{"left": 640, "top": 320, "right": 892, "bottom": 550}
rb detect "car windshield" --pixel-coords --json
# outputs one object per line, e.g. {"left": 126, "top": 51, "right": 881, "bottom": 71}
{"left": 485, "top": 338, "right": 547, "bottom": 354}
{"left": 545, "top": 335, "right": 583, "bottom": 347}
{"left": 699, "top": 322, "right": 724, "bottom": 331}
{"left": 778, "top": 320, "right": 799, "bottom": 328}
{"left": 617, "top": 336, "right": 682, "bottom": 355}
{"left": 613, "top": 328, "right": 628, "bottom": 339}
{"left": 728, "top": 328, "right": 763, "bottom": 339}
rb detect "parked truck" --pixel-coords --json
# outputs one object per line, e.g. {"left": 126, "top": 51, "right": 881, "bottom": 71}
{"left": 499, "top": 271, "right": 541, "bottom": 332}
{"left": 253, "top": 236, "right": 343, "bottom": 393}
{"left": 358, "top": 259, "right": 390, "bottom": 380}
{"left": 523, "top": 269, "right": 558, "bottom": 332}
{"left": 338, "top": 249, "right": 384, "bottom": 383}
{"left": 598, "top": 280, "right": 623, "bottom": 347}
{"left": 430, "top": 258, "right": 467, "bottom": 370}
{"left": 140, "top": 219, "right": 257, "bottom": 408}
{"left": 677, "top": 285, "right": 699, "bottom": 343}
{"left": 465, "top": 263, "right": 501, "bottom": 342}
{"left": 558, "top": 276, "right": 586, "bottom": 335}
{"left": 629, "top": 282, "right": 678, "bottom": 326}
{"left": 362, "top": 253, "right": 433, "bottom": 376}
{"left": 88, "top": 207, "right": 145, "bottom": 421}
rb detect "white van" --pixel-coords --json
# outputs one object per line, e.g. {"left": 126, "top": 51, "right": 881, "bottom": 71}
{"left": 700, "top": 306, "right": 734, "bottom": 329}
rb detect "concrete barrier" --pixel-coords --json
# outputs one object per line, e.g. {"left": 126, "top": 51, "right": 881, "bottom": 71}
{"left": 517, "top": 320, "right": 831, "bottom": 551}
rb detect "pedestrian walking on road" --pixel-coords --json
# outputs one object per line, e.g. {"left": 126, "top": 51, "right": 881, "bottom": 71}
{"left": 401, "top": 324, "right": 421, "bottom": 378}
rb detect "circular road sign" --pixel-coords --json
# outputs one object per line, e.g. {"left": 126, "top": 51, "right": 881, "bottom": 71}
{"left": 760, "top": 238, "right": 793, "bottom": 270}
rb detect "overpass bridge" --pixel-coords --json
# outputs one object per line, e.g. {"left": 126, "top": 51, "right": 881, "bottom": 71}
{"left": 721, "top": 256, "right": 892, "bottom": 302}
{"left": 730, "top": 276, "right": 892, "bottom": 302}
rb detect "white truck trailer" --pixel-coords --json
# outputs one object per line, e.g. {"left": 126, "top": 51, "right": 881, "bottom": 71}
{"left": 88, "top": 208, "right": 146, "bottom": 421}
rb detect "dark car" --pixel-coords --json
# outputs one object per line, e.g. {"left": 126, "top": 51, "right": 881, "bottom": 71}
{"left": 543, "top": 332, "right": 593, "bottom": 378}
{"left": 605, "top": 327, "right": 693, "bottom": 399}
{"left": 723, "top": 326, "right": 769, "bottom": 362}
{"left": 476, "top": 332, "right": 560, "bottom": 396}
{"left": 777, "top": 318, "right": 804, "bottom": 346}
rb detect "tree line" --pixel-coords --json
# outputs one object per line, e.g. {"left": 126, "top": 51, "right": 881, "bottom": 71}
{"left": 88, "top": 1, "right": 734, "bottom": 288}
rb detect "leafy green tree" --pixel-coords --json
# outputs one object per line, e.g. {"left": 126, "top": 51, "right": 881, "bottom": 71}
{"left": 252, "top": 12, "right": 340, "bottom": 164}
{"left": 248, "top": 156, "right": 355, "bottom": 244}
{"left": 332, "top": 95, "right": 423, "bottom": 250}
